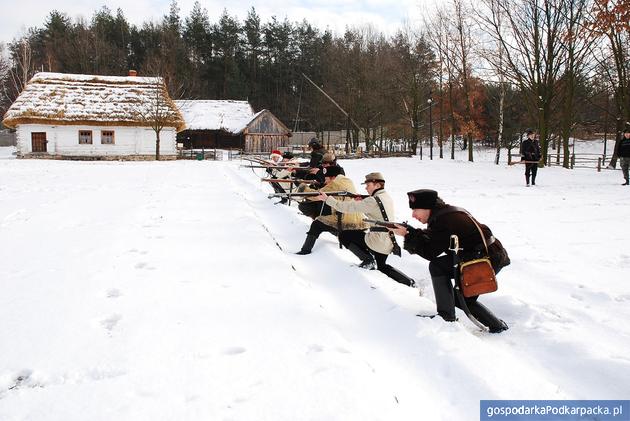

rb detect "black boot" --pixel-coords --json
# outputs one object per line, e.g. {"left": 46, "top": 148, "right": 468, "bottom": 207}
{"left": 296, "top": 234, "right": 317, "bottom": 255}
{"left": 347, "top": 243, "right": 376, "bottom": 270}
{"left": 466, "top": 300, "right": 508, "bottom": 333}
{"left": 383, "top": 266, "right": 417, "bottom": 288}
{"left": 431, "top": 276, "right": 457, "bottom": 321}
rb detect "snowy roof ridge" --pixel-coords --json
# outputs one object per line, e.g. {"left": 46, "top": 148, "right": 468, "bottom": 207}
{"left": 2, "top": 72, "right": 185, "bottom": 131}
{"left": 175, "top": 100, "right": 256, "bottom": 133}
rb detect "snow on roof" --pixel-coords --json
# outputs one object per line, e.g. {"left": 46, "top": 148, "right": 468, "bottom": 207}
{"left": 175, "top": 100, "right": 256, "bottom": 133}
{"left": 2, "top": 72, "right": 185, "bottom": 130}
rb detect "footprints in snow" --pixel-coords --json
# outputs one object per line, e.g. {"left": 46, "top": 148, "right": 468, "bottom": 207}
{"left": 129, "top": 248, "right": 155, "bottom": 271}
{"left": 100, "top": 314, "right": 122, "bottom": 334}
{"left": 1, "top": 367, "right": 127, "bottom": 398}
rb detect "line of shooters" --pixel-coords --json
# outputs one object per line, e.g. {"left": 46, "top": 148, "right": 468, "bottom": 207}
{"left": 243, "top": 138, "right": 511, "bottom": 333}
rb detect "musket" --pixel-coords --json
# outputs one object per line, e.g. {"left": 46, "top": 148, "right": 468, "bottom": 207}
{"left": 508, "top": 160, "right": 541, "bottom": 165}
{"left": 242, "top": 157, "right": 269, "bottom": 164}
{"left": 240, "top": 165, "right": 300, "bottom": 170}
{"left": 363, "top": 219, "right": 410, "bottom": 229}
{"left": 268, "top": 191, "right": 367, "bottom": 199}
{"left": 261, "top": 178, "right": 312, "bottom": 183}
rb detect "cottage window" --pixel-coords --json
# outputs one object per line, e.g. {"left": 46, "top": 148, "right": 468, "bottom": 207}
{"left": 101, "top": 130, "right": 115, "bottom": 144}
{"left": 79, "top": 130, "right": 93, "bottom": 144}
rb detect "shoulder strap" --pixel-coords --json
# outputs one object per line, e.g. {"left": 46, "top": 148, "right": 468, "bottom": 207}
{"left": 373, "top": 195, "right": 401, "bottom": 256}
{"left": 430, "top": 206, "right": 488, "bottom": 254}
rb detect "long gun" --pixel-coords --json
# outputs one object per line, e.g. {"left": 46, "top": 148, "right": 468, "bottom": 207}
{"left": 508, "top": 160, "right": 541, "bottom": 165}
{"left": 363, "top": 218, "right": 409, "bottom": 229}
{"left": 268, "top": 191, "right": 368, "bottom": 199}
{"left": 240, "top": 165, "right": 300, "bottom": 170}
{"left": 261, "top": 178, "right": 312, "bottom": 183}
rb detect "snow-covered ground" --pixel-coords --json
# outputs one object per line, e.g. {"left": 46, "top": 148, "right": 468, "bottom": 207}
{"left": 1, "top": 143, "right": 629, "bottom": 421}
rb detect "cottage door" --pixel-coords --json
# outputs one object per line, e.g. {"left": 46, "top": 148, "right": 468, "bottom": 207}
{"left": 31, "top": 132, "right": 47, "bottom": 152}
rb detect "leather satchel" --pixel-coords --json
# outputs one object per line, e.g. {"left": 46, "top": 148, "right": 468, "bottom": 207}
{"left": 460, "top": 258, "right": 497, "bottom": 297}
{"left": 459, "top": 215, "right": 498, "bottom": 297}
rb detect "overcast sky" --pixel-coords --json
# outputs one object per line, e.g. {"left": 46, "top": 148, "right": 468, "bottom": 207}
{"left": 0, "top": 0, "right": 435, "bottom": 44}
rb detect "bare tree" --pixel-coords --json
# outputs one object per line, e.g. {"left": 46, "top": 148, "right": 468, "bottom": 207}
{"left": 451, "top": 0, "right": 478, "bottom": 162}
{"left": 427, "top": 8, "right": 459, "bottom": 160}
{"left": 4, "top": 38, "right": 35, "bottom": 107}
{"left": 477, "top": 0, "right": 570, "bottom": 166}
{"left": 588, "top": 0, "right": 630, "bottom": 168}
{"left": 557, "top": 0, "right": 593, "bottom": 168}
{"left": 132, "top": 75, "right": 184, "bottom": 160}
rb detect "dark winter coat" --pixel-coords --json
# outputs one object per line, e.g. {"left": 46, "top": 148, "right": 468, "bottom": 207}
{"left": 521, "top": 138, "right": 541, "bottom": 161}
{"left": 403, "top": 204, "right": 510, "bottom": 272}
{"left": 307, "top": 148, "right": 324, "bottom": 168}
{"left": 618, "top": 135, "right": 630, "bottom": 158}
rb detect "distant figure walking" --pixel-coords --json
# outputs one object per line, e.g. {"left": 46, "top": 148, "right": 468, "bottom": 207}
{"left": 618, "top": 127, "right": 630, "bottom": 186}
{"left": 521, "top": 128, "right": 541, "bottom": 186}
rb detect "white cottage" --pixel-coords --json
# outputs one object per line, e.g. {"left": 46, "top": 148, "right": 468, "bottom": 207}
{"left": 2, "top": 72, "right": 185, "bottom": 160}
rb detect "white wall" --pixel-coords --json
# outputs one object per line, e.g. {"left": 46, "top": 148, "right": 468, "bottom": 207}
{"left": 16, "top": 124, "right": 177, "bottom": 157}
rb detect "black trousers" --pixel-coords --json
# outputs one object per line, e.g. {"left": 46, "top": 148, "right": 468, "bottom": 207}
{"left": 340, "top": 230, "right": 412, "bottom": 286}
{"left": 525, "top": 163, "right": 538, "bottom": 184}
{"left": 307, "top": 219, "right": 337, "bottom": 238}
{"left": 270, "top": 182, "right": 286, "bottom": 194}
{"left": 428, "top": 255, "right": 504, "bottom": 329}
{"left": 299, "top": 201, "right": 332, "bottom": 219}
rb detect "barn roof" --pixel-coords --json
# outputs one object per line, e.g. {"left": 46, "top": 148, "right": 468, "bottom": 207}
{"left": 2, "top": 72, "right": 185, "bottom": 131}
{"left": 175, "top": 100, "right": 257, "bottom": 133}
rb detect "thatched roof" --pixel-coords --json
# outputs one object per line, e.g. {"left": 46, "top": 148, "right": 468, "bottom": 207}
{"left": 2, "top": 72, "right": 185, "bottom": 131}
{"left": 175, "top": 100, "right": 256, "bottom": 133}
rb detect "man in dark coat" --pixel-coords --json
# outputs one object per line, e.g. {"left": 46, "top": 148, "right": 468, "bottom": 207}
{"left": 297, "top": 152, "right": 345, "bottom": 219}
{"left": 521, "top": 128, "right": 541, "bottom": 186}
{"left": 618, "top": 127, "right": 630, "bottom": 185}
{"left": 390, "top": 189, "right": 510, "bottom": 333}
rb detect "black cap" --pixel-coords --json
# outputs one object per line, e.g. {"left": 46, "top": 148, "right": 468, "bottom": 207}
{"left": 407, "top": 189, "right": 438, "bottom": 209}
{"left": 282, "top": 151, "right": 294, "bottom": 159}
{"left": 323, "top": 166, "right": 343, "bottom": 177}
{"left": 525, "top": 128, "right": 534, "bottom": 135}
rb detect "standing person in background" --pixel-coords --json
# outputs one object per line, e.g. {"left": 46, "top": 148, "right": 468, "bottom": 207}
{"left": 317, "top": 172, "right": 416, "bottom": 288}
{"left": 521, "top": 129, "right": 541, "bottom": 186}
{"left": 618, "top": 127, "right": 630, "bottom": 186}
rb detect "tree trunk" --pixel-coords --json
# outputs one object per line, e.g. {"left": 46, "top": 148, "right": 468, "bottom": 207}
{"left": 155, "top": 130, "right": 161, "bottom": 161}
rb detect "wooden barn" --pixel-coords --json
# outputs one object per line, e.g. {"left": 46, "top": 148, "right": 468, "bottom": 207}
{"left": 2, "top": 72, "right": 185, "bottom": 160}
{"left": 175, "top": 100, "right": 291, "bottom": 152}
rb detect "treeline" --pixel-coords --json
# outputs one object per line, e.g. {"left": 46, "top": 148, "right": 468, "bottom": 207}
{"left": 1, "top": 0, "right": 628, "bottom": 164}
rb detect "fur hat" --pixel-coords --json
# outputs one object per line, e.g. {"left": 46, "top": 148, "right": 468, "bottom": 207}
{"left": 407, "top": 189, "right": 438, "bottom": 209}
{"left": 323, "top": 166, "right": 343, "bottom": 177}
{"left": 308, "top": 137, "right": 321, "bottom": 148}
{"left": 361, "top": 172, "right": 385, "bottom": 184}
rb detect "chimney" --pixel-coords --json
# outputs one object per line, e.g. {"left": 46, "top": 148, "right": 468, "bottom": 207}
{"left": 128, "top": 69, "right": 137, "bottom": 77}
